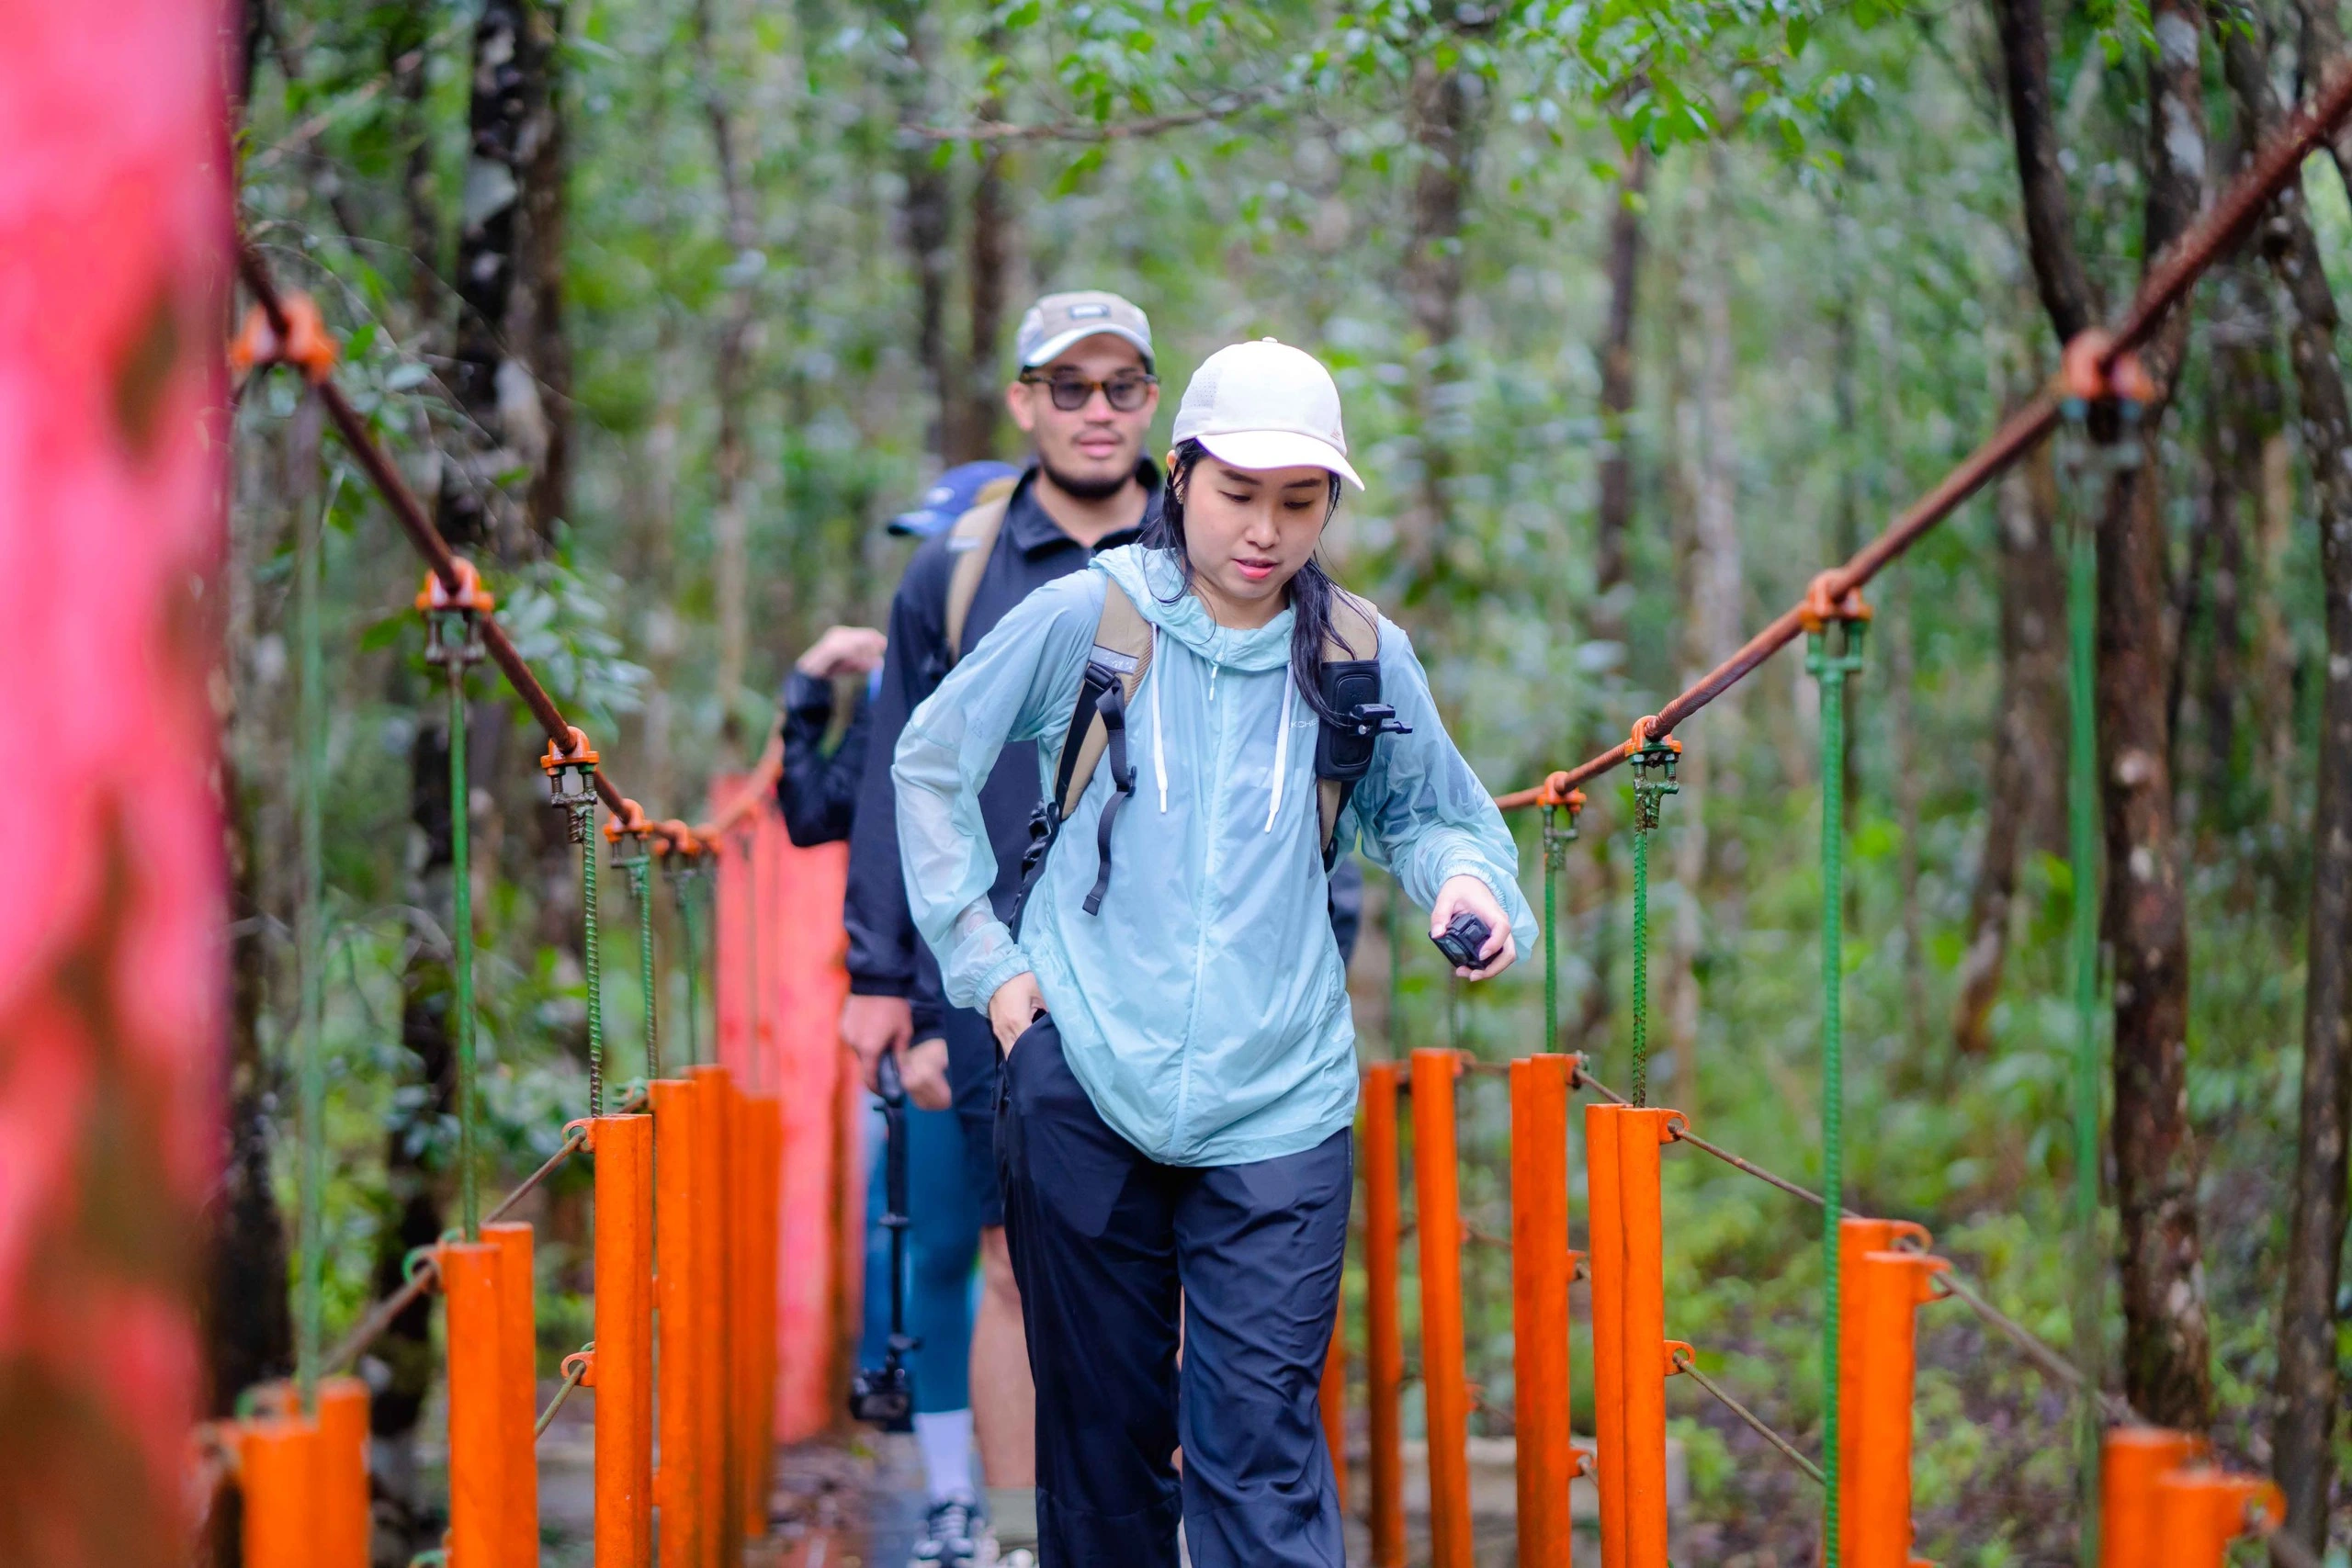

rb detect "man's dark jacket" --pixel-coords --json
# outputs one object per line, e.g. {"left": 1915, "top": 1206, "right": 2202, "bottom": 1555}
{"left": 775, "top": 671, "right": 870, "bottom": 849}
{"left": 844, "top": 463, "right": 1161, "bottom": 1037}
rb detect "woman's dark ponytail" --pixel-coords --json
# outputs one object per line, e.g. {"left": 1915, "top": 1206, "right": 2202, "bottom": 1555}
{"left": 1146, "top": 438, "right": 1356, "bottom": 723}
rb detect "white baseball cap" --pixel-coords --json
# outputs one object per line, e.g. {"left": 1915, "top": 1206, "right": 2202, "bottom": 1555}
{"left": 1170, "top": 337, "right": 1363, "bottom": 490}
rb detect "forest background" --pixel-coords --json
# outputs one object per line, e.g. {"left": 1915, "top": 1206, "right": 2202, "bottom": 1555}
{"left": 220, "top": 0, "right": 2352, "bottom": 1562}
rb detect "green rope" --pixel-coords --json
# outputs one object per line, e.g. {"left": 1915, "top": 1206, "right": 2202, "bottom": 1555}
{"left": 1628, "top": 743, "right": 1678, "bottom": 1107}
{"left": 294, "top": 472, "right": 331, "bottom": 1405}
{"left": 2061, "top": 398, "right": 2125, "bottom": 1568}
{"left": 1543, "top": 806, "right": 1561, "bottom": 1052}
{"left": 447, "top": 653, "right": 480, "bottom": 1239}
{"left": 674, "top": 861, "right": 705, "bottom": 1067}
{"left": 578, "top": 810, "right": 604, "bottom": 1117}
{"left": 1388, "top": 866, "right": 1407, "bottom": 1057}
{"left": 630, "top": 856, "right": 658, "bottom": 1081}
{"left": 1807, "top": 615, "right": 1867, "bottom": 1567}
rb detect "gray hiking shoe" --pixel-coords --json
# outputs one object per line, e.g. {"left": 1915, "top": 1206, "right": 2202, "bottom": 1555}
{"left": 911, "top": 1495, "right": 978, "bottom": 1568}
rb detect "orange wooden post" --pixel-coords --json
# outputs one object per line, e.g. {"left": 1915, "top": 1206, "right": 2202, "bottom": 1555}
{"left": 2098, "top": 1428, "right": 2208, "bottom": 1568}
{"left": 2154, "top": 1471, "right": 2284, "bottom": 1568}
{"left": 239, "top": 1416, "right": 322, "bottom": 1568}
{"left": 1410, "top": 1048, "right": 1473, "bottom": 1568}
{"left": 1319, "top": 1289, "right": 1348, "bottom": 1517}
{"left": 1837, "top": 1214, "right": 1931, "bottom": 1562}
{"left": 730, "top": 1083, "right": 763, "bottom": 1544}
{"left": 687, "top": 1063, "right": 732, "bottom": 1568}
{"left": 1511, "top": 1054, "right": 1577, "bottom": 1564}
{"left": 316, "top": 1376, "right": 371, "bottom": 1568}
{"left": 484, "top": 1221, "right": 540, "bottom": 1568}
{"left": 651, "top": 1077, "right": 706, "bottom": 1568}
{"left": 1584, "top": 1103, "right": 1628, "bottom": 1563}
{"left": 741, "top": 1091, "right": 782, "bottom": 1534}
{"left": 1362, "top": 1062, "right": 1407, "bottom": 1568}
{"left": 1847, "top": 1247, "right": 1948, "bottom": 1568}
{"left": 443, "top": 1239, "right": 509, "bottom": 1568}
{"left": 1600, "top": 1104, "right": 1679, "bottom": 1568}
{"left": 593, "top": 1113, "right": 655, "bottom": 1566}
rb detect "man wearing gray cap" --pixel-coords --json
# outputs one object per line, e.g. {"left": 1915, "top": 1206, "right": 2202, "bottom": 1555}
{"left": 841, "top": 289, "right": 1164, "bottom": 1566}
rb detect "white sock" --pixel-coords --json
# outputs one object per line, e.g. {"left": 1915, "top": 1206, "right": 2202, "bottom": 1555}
{"left": 914, "top": 1409, "right": 975, "bottom": 1503}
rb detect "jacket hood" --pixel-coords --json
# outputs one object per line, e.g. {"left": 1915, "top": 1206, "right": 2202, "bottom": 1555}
{"left": 1092, "top": 545, "right": 1294, "bottom": 673}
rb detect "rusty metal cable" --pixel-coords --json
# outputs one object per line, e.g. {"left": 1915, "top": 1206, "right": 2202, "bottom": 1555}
{"left": 1670, "top": 1347, "right": 1826, "bottom": 1488}
{"left": 1924, "top": 1262, "right": 2140, "bottom": 1427}
{"left": 235, "top": 238, "right": 628, "bottom": 820}
{"left": 1500, "top": 63, "right": 2352, "bottom": 807}
{"left": 1666, "top": 1115, "right": 1837, "bottom": 1212}
{"left": 322, "top": 1121, "right": 598, "bottom": 1374}
{"left": 536, "top": 1344, "right": 594, "bottom": 1438}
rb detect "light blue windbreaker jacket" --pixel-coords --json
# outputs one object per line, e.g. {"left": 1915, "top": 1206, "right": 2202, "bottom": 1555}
{"left": 892, "top": 545, "right": 1537, "bottom": 1167}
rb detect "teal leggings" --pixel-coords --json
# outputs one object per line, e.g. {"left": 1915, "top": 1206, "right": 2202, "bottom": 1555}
{"left": 858, "top": 1098, "right": 982, "bottom": 1413}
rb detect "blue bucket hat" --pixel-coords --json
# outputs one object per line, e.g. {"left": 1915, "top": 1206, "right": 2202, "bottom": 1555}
{"left": 889, "top": 460, "right": 1023, "bottom": 537}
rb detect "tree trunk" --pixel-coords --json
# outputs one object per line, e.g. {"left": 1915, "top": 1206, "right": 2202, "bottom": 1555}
{"left": 2214, "top": 8, "right": 2352, "bottom": 1553}
{"left": 886, "top": 0, "right": 955, "bottom": 461}
{"left": 387, "top": 0, "right": 442, "bottom": 335}
{"left": 1952, "top": 426, "right": 2067, "bottom": 1054}
{"left": 1590, "top": 147, "right": 1648, "bottom": 645}
{"left": 1393, "top": 37, "right": 1487, "bottom": 598}
{"left": 446, "top": 0, "right": 565, "bottom": 557}
{"left": 955, "top": 30, "right": 1013, "bottom": 466}
{"left": 1994, "top": 0, "right": 2215, "bottom": 1427}
{"left": 693, "top": 0, "right": 763, "bottom": 734}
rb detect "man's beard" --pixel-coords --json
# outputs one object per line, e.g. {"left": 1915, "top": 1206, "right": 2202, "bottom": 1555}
{"left": 1040, "top": 454, "right": 1134, "bottom": 502}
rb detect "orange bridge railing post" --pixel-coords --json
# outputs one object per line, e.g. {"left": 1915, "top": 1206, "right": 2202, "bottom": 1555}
{"left": 592, "top": 1113, "right": 656, "bottom": 1565}
{"left": 1410, "top": 1048, "right": 1473, "bottom": 1568}
{"left": 316, "top": 1375, "right": 371, "bottom": 1568}
{"left": 2154, "top": 1470, "right": 2284, "bottom": 1568}
{"left": 1837, "top": 1215, "right": 1930, "bottom": 1563}
{"left": 1585, "top": 1103, "right": 1627, "bottom": 1562}
{"left": 237, "top": 1415, "right": 322, "bottom": 1568}
{"left": 1511, "top": 1053, "right": 1579, "bottom": 1564}
{"left": 442, "top": 1239, "right": 509, "bottom": 1568}
{"left": 1362, "top": 1062, "right": 1407, "bottom": 1568}
{"left": 687, "top": 1063, "right": 733, "bottom": 1567}
{"left": 484, "top": 1221, "right": 540, "bottom": 1568}
{"left": 1589, "top": 1103, "right": 1679, "bottom": 1568}
{"left": 741, "top": 1090, "right": 783, "bottom": 1532}
{"left": 2100, "top": 1428, "right": 2206, "bottom": 1568}
{"left": 1847, "top": 1246, "right": 1947, "bottom": 1567}
{"left": 651, "top": 1077, "right": 706, "bottom": 1568}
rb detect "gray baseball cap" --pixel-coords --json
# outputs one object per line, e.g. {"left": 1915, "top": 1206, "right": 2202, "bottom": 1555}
{"left": 1015, "top": 290, "right": 1154, "bottom": 370}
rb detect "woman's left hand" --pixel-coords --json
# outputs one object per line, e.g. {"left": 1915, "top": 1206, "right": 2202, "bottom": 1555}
{"left": 1430, "top": 874, "right": 1517, "bottom": 980}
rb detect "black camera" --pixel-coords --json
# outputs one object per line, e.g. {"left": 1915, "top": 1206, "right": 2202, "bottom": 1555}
{"left": 848, "top": 1358, "right": 914, "bottom": 1431}
{"left": 1431, "top": 910, "right": 1494, "bottom": 971}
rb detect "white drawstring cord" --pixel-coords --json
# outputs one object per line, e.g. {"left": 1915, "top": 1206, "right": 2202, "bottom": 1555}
{"left": 1150, "top": 626, "right": 1168, "bottom": 813}
{"left": 1264, "top": 670, "right": 1294, "bottom": 831}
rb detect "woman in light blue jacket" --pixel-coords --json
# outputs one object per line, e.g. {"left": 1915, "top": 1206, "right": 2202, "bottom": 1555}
{"left": 894, "top": 338, "right": 1534, "bottom": 1568}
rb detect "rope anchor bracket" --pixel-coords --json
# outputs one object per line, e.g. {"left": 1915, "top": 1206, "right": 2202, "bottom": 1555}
{"left": 1623, "top": 718, "right": 1681, "bottom": 831}
{"left": 541, "top": 727, "right": 603, "bottom": 841}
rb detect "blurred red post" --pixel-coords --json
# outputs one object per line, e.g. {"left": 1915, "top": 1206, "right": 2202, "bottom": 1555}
{"left": 0, "top": 2, "right": 231, "bottom": 1562}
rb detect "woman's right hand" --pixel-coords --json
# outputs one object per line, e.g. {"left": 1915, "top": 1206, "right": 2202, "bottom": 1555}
{"left": 989, "top": 971, "right": 1046, "bottom": 1055}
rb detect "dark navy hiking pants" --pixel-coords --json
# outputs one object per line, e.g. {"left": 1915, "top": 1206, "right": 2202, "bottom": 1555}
{"left": 997, "top": 1014, "right": 1351, "bottom": 1568}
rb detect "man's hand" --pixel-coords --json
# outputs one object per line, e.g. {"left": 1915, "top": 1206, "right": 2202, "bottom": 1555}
{"left": 1430, "top": 874, "right": 1517, "bottom": 980}
{"left": 902, "top": 1037, "right": 953, "bottom": 1111}
{"left": 797, "top": 625, "right": 888, "bottom": 680}
{"left": 839, "top": 993, "right": 913, "bottom": 1091}
{"left": 988, "top": 972, "right": 1046, "bottom": 1055}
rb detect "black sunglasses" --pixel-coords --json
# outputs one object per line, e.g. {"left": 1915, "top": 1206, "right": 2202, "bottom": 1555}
{"left": 1019, "top": 369, "right": 1158, "bottom": 413}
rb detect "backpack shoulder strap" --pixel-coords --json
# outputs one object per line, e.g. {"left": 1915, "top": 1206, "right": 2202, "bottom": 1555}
{"left": 940, "top": 478, "right": 1019, "bottom": 662}
{"left": 1051, "top": 578, "right": 1156, "bottom": 821}
{"left": 1318, "top": 589, "right": 1382, "bottom": 859}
